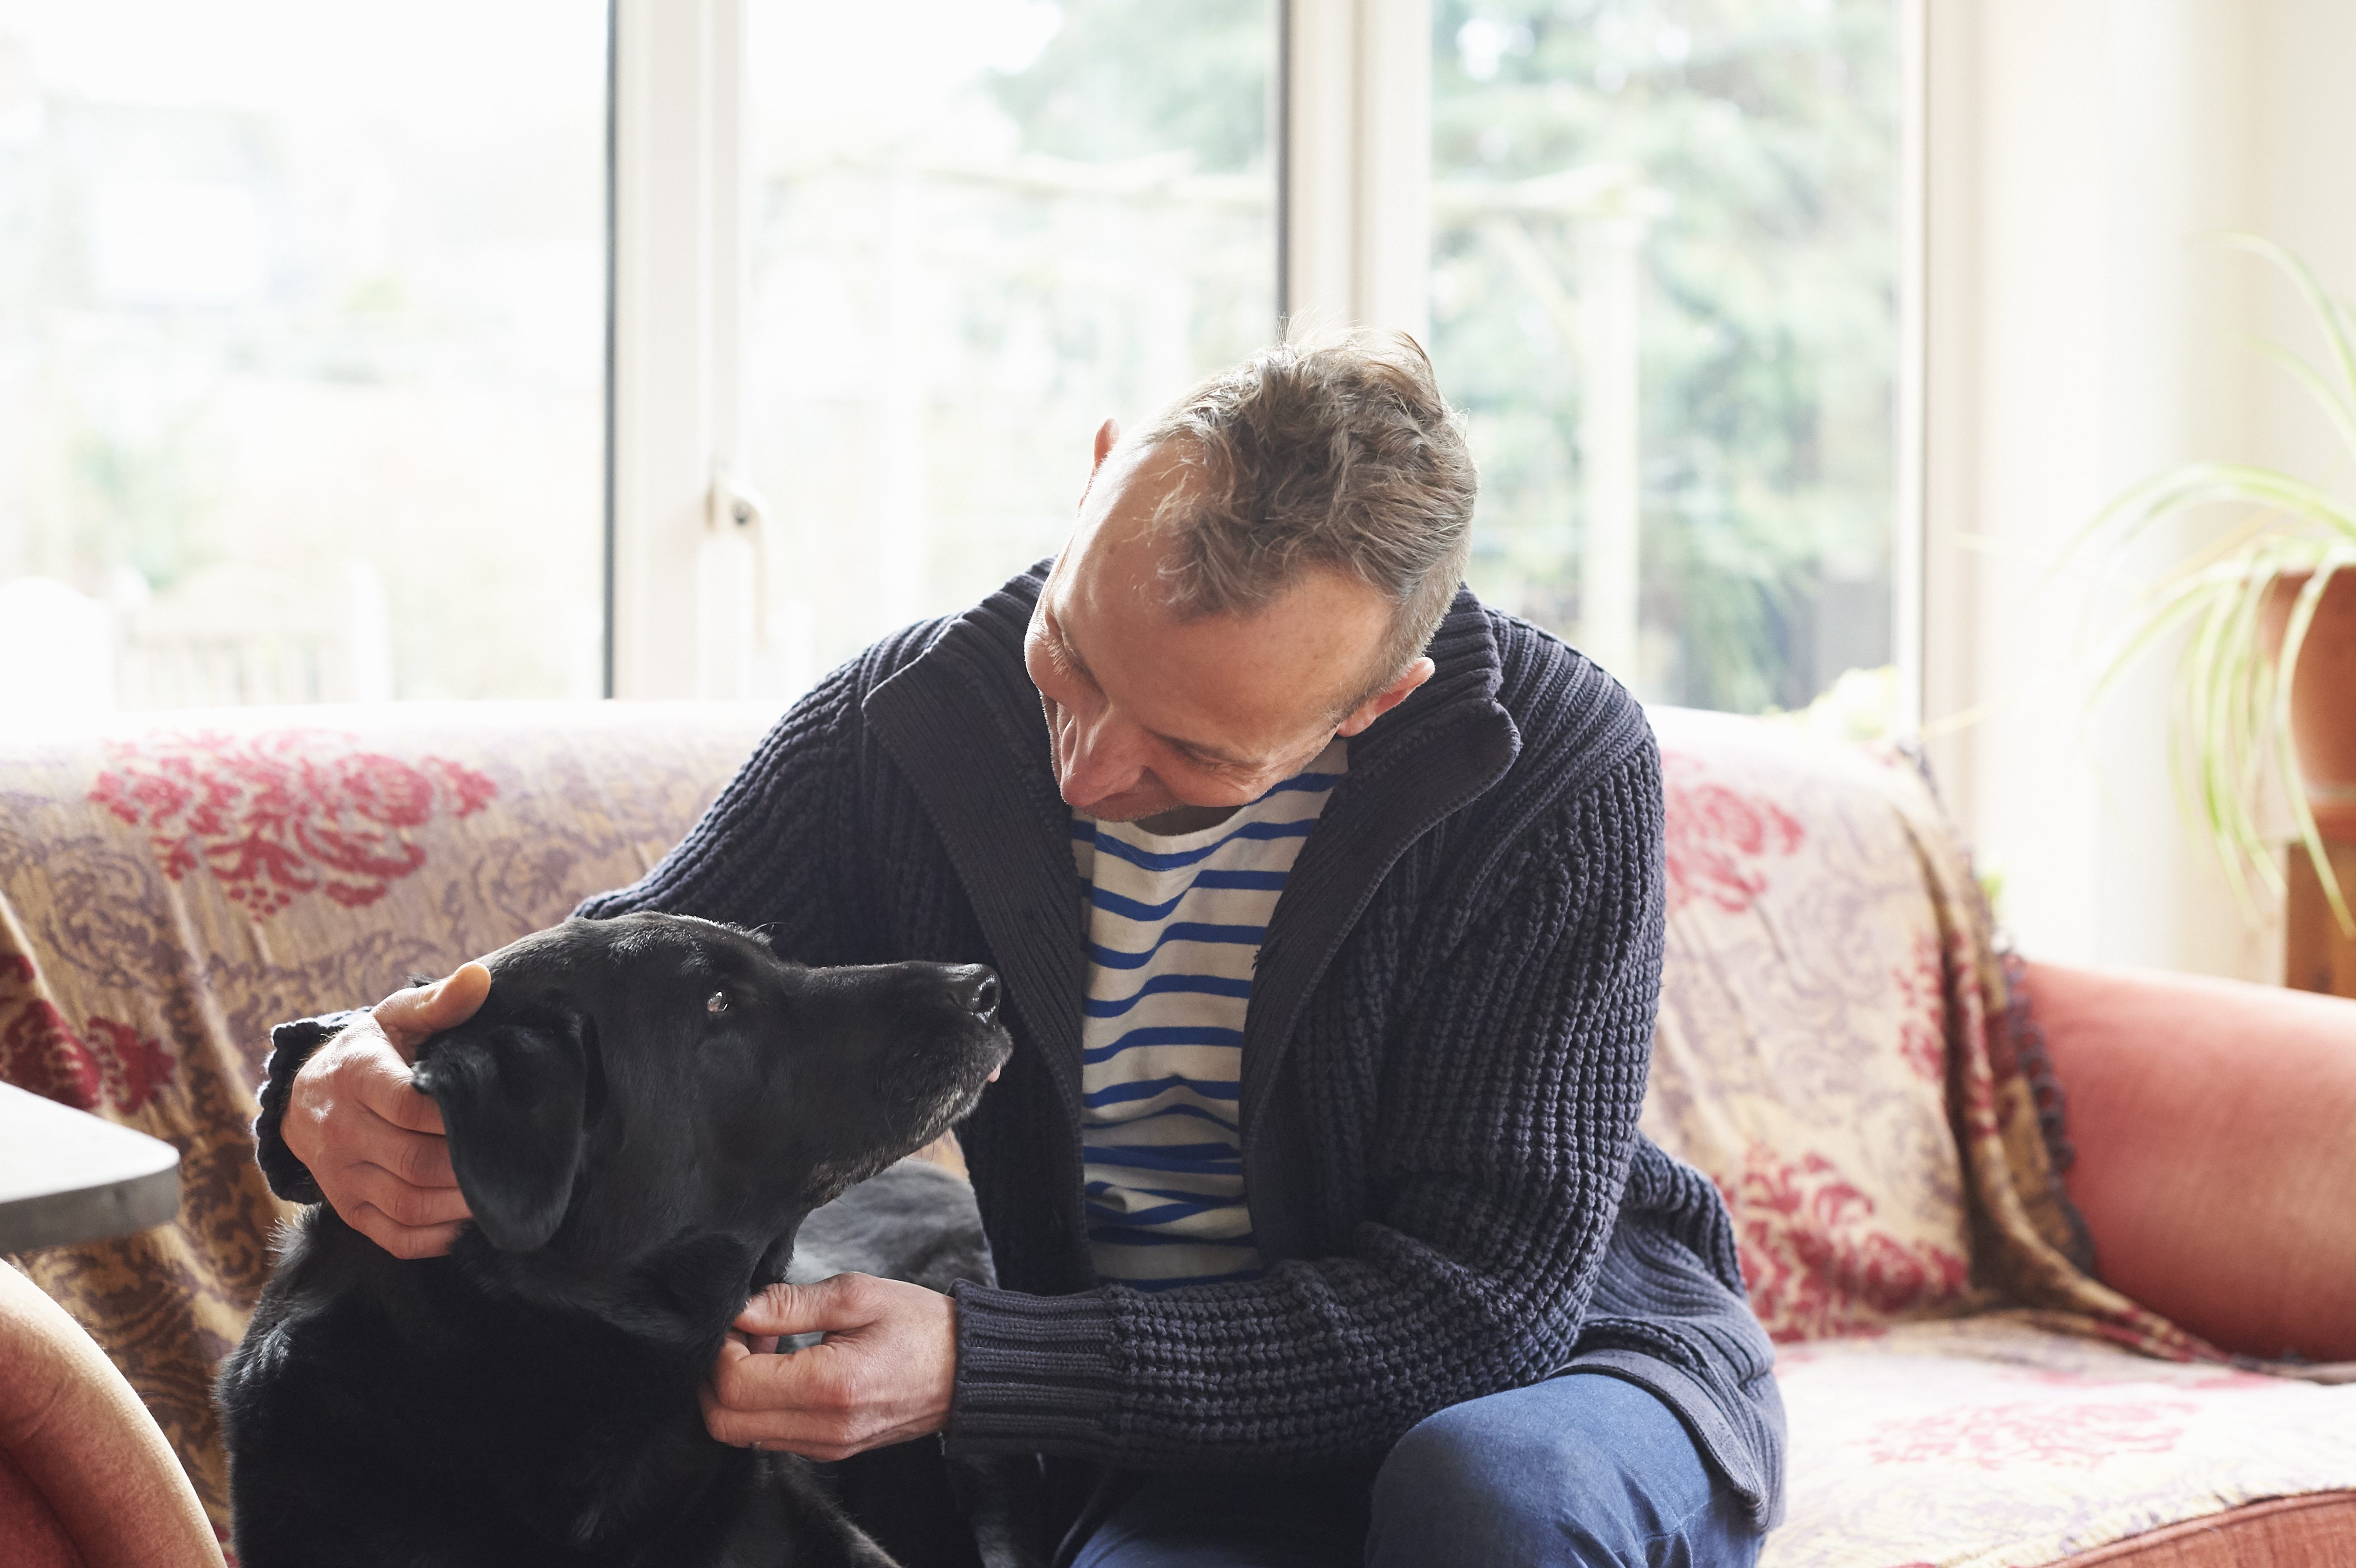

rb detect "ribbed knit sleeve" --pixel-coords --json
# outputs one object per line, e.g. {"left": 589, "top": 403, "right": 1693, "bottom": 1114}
{"left": 946, "top": 739, "right": 1667, "bottom": 1470}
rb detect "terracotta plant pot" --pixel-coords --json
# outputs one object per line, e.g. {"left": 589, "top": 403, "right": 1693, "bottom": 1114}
{"left": 2259, "top": 570, "right": 2356, "bottom": 842}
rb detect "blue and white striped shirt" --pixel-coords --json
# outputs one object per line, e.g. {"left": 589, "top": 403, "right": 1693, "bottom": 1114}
{"left": 1071, "top": 739, "right": 1347, "bottom": 1290}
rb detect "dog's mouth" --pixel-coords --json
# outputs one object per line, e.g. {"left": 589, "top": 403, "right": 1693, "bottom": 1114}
{"left": 924, "top": 1026, "right": 1011, "bottom": 1141}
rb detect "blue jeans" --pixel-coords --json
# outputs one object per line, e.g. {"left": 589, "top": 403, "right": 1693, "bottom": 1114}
{"left": 1070, "top": 1374, "right": 1762, "bottom": 1568}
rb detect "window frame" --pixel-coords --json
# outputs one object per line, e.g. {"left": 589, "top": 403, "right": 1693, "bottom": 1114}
{"left": 607, "top": 0, "right": 754, "bottom": 700}
{"left": 607, "top": 0, "right": 1928, "bottom": 714}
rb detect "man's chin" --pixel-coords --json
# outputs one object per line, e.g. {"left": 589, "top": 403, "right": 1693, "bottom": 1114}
{"left": 1076, "top": 794, "right": 1175, "bottom": 825}
{"left": 1071, "top": 789, "right": 1235, "bottom": 833}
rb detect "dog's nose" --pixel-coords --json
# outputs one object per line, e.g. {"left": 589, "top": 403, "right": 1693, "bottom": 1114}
{"left": 947, "top": 965, "right": 1000, "bottom": 1021}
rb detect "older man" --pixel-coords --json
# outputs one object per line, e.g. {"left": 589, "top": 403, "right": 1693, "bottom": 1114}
{"left": 267, "top": 331, "right": 1781, "bottom": 1566}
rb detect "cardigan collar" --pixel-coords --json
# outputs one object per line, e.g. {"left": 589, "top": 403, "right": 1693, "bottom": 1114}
{"left": 862, "top": 564, "right": 1519, "bottom": 1245}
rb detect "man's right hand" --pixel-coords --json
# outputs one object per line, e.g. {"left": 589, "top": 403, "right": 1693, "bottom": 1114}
{"left": 281, "top": 963, "right": 493, "bottom": 1259}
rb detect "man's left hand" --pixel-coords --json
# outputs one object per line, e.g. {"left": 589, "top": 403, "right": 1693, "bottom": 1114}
{"left": 699, "top": 1274, "right": 957, "bottom": 1461}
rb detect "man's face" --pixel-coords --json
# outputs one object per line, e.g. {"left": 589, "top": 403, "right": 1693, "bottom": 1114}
{"left": 1023, "top": 430, "right": 1430, "bottom": 829}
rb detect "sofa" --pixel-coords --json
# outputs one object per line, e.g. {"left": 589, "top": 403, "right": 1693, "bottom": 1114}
{"left": 1, "top": 699, "right": 2350, "bottom": 1566}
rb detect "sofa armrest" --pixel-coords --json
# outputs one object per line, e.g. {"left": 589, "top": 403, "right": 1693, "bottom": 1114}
{"left": 0, "top": 1265, "right": 220, "bottom": 1566}
{"left": 2025, "top": 960, "right": 2356, "bottom": 1363}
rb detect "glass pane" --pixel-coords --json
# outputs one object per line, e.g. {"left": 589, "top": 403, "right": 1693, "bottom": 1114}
{"left": 1431, "top": 0, "right": 1898, "bottom": 713}
{"left": 743, "top": 0, "right": 1277, "bottom": 694}
{"left": 0, "top": 1, "right": 606, "bottom": 711}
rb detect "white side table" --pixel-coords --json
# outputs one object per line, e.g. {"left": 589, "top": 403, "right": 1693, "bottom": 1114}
{"left": 0, "top": 1081, "right": 180, "bottom": 1253}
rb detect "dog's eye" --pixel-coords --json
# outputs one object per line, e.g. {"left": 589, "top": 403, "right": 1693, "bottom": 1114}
{"left": 705, "top": 991, "right": 729, "bottom": 1016}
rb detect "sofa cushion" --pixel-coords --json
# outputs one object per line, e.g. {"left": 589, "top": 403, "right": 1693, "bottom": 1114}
{"left": 2025, "top": 961, "right": 2356, "bottom": 1363}
{"left": 1762, "top": 1315, "right": 2356, "bottom": 1568}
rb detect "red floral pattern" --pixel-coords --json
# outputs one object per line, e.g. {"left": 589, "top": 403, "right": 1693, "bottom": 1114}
{"left": 83, "top": 1015, "right": 177, "bottom": 1112}
{"left": 1769, "top": 1319, "right": 2356, "bottom": 1568}
{"left": 1660, "top": 750, "right": 1806, "bottom": 915}
{"left": 91, "top": 728, "right": 496, "bottom": 916}
{"left": 1721, "top": 1143, "right": 1970, "bottom": 1343}
{"left": 2, "top": 996, "right": 100, "bottom": 1109}
{"left": 1891, "top": 933, "right": 1947, "bottom": 1083}
{"left": 0, "top": 995, "right": 175, "bottom": 1113}
{"left": 1866, "top": 1399, "right": 2195, "bottom": 1470}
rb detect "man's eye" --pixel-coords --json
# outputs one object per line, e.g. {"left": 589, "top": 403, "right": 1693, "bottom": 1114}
{"left": 706, "top": 991, "right": 730, "bottom": 1016}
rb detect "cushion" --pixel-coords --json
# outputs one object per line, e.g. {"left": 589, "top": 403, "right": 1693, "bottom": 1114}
{"left": 1761, "top": 1315, "right": 2356, "bottom": 1568}
{"left": 2025, "top": 961, "right": 2356, "bottom": 1363}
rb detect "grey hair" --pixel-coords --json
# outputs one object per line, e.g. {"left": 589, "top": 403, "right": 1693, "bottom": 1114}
{"left": 1130, "top": 325, "right": 1478, "bottom": 708}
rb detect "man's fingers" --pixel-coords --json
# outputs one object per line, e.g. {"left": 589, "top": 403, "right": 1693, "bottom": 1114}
{"left": 350, "top": 1206, "right": 469, "bottom": 1262}
{"left": 373, "top": 961, "right": 492, "bottom": 1056}
{"left": 732, "top": 1274, "right": 874, "bottom": 1338}
{"left": 711, "top": 1337, "right": 839, "bottom": 1397}
{"left": 700, "top": 1341, "right": 863, "bottom": 1453}
{"left": 342, "top": 1160, "right": 472, "bottom": 1229}
{"left": 359, "top": 1062, "right": 450, "bottom": 1139}
{"left": 700, "top": 1278, "right": 954, "bottom": 1460}
{"left": 285, "top": 1007, "right": 472, "bottom": 1261}
{"left": 387, "top": 1120, "right": 456, "bottom": 1188}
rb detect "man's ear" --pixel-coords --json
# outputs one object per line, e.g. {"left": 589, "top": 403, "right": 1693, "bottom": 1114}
{"left": 1336, "top": 655, "right": 1436, "bottom": 737}
{"left": 1076, "top": 416, "right": 1121, "bottom": 510}
{"left": 409, "top": 1007, "right": 588, "bottom": 1253}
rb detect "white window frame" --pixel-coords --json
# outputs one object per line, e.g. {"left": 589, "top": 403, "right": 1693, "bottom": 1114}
{"left": 608, "top": 0, "right": 755, "bottom": 701}
{"left": 607, "top": 0, "right": 1926, "bottom": 719}
{"left": 1281, "top": 0, "right": 1431, "bottom": 338}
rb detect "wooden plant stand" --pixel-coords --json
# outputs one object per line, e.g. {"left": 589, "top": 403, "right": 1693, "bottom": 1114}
{"left": 2286, "top": 838, "right": 2356, "bottom": 998}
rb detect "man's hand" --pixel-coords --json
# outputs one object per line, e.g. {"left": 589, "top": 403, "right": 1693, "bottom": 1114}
{"left": 281, "top": 963, "right": 492, "bottom": 1260}
{"left": 699, "top": 1274, "right": 957, "bottom": 1462}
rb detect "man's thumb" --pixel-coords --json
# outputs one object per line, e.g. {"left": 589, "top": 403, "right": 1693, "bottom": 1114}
{"left": 382, "top": 961, "right": 492, "bottom": 1035}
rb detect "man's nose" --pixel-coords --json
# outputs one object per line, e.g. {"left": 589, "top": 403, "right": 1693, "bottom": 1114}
{"left": 1058, "top": 709, "right": 1148, "bottom": 806}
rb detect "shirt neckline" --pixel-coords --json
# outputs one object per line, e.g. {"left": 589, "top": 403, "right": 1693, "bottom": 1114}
{"left": 1081, "top": 737, "right": 1349, "bottom": 851}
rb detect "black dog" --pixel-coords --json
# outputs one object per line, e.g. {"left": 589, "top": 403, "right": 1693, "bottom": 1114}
{"left": 219, "top": 913, "right": 1023, "bottom": 1568}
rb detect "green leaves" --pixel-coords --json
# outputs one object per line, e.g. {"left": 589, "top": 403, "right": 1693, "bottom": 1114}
{"left": 2075, "top": 236, "right": 2356, "bottom": 933}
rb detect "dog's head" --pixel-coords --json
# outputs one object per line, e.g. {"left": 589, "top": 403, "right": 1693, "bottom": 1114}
{"left": 406, "top": 914, "right": 1009, "bottom": 1266}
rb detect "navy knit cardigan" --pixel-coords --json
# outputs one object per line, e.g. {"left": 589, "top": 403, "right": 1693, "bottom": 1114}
{"left": 576, "top": 569, "right": 1784, "bottom": 1524}
{"left": 255, "top": 567, "right": 1784, "bottom": 1527}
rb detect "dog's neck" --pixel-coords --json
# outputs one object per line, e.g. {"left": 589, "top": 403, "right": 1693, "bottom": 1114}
{"left": 305, "top": 1207, "right": 814, "bottom": 1551}
{"left": 448, "top": 1211, "right": 812, "bottom": 1350}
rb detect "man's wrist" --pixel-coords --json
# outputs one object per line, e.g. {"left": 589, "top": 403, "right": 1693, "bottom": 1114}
{"left": 253, "top": 1010, "right": 367, "bottom": 1204}
{"left": 940, "top": 1279, "right": 1121, "bottom": 1457}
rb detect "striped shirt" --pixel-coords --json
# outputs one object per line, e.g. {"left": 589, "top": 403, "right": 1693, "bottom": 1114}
{"left": 1071, "top": 738, "right": 1347, "bottom": 1291}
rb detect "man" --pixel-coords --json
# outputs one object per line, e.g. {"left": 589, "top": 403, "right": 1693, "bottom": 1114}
{"left": 267, "top": 330, "right": 1782, "bottom": 1566}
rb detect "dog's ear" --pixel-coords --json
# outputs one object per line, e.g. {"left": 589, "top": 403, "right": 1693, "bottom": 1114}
{"left": 410, "top": 1008, "right": 588, "bottom": 1253}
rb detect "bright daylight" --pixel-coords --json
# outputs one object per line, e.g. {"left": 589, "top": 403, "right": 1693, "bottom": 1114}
{"left": 0, "top": 4, "right": 2350, "bottom": 1568}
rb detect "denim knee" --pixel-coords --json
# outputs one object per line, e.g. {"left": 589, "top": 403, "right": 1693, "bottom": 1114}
{"left": 1365, "top": 1374, "right": 1758, "bottom": 1568}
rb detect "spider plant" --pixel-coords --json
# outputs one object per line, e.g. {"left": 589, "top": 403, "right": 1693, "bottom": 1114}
{"left": 2074, "top": 234, "right": 2356, "bottom": 934}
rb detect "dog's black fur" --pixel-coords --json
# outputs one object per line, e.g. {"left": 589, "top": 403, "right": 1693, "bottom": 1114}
{"left": 219, "top": 913, "right": 1021, "bottom": 1568}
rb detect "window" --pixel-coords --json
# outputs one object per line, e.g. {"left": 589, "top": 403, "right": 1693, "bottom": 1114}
{"left": 0, "top": 2, "right": 607, "bottom": 710}
{"left": 3, "top": 2, "right": 1904, "bottom": 720}
{"left": 738, "top": 0, "right": 1278, "bottom": 693}
{"left": 1431, "top": 0, "right": 1900, "bottom": 713}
